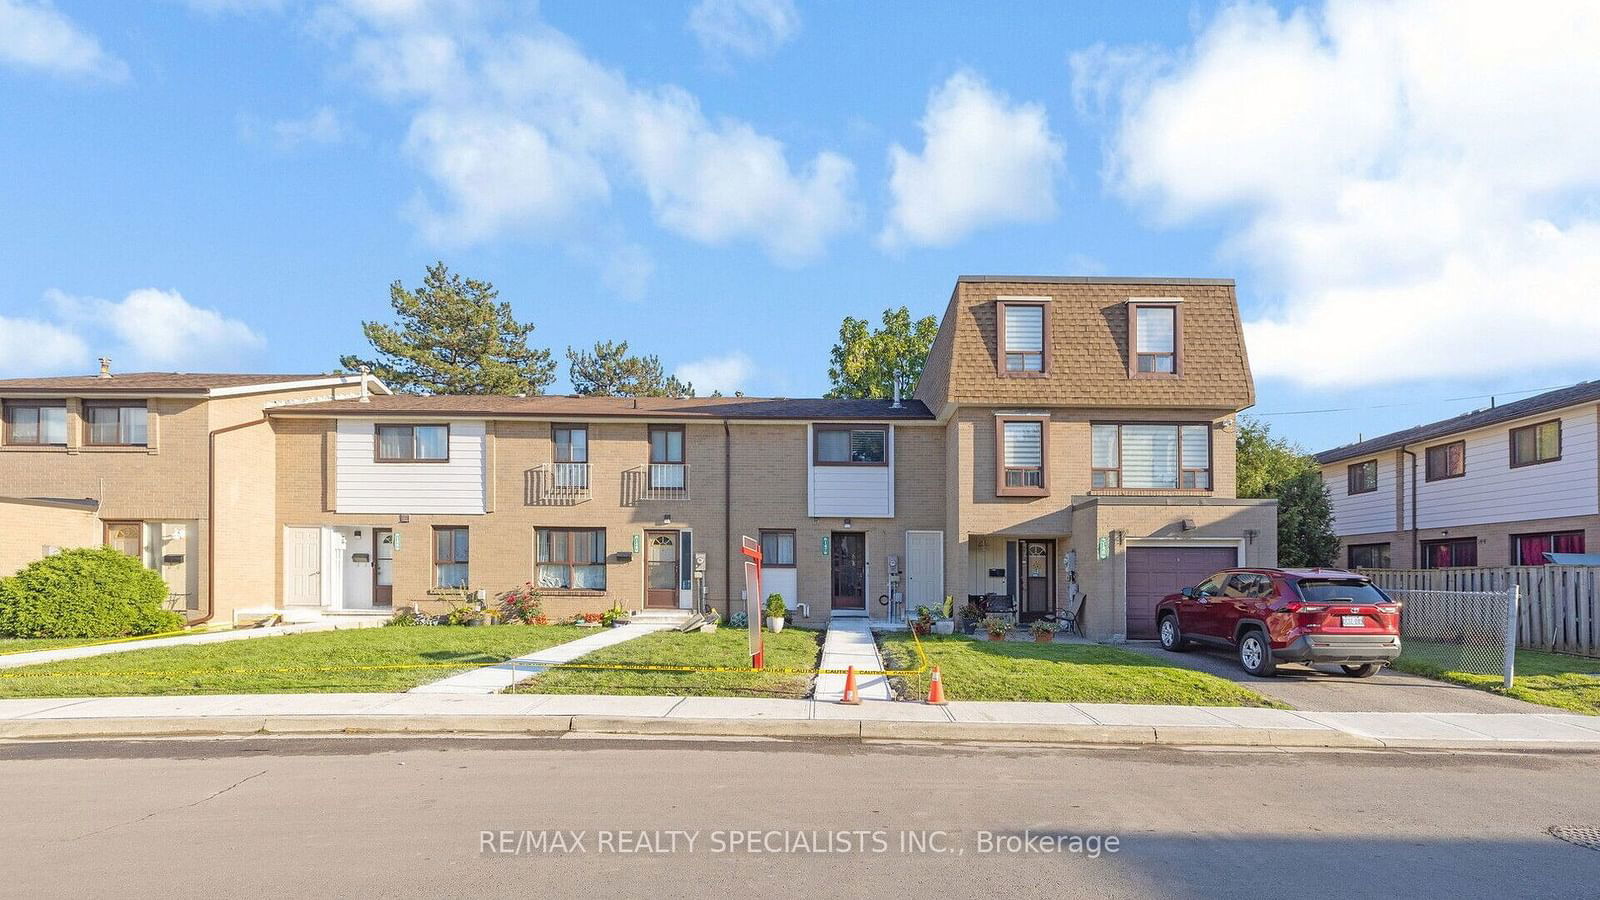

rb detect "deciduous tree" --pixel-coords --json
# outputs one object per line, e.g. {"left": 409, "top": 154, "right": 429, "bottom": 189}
{"left": 825, "top": 306, "right": 939, "bottom": 399}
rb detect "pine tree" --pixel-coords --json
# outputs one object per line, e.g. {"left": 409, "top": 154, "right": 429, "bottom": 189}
{"left": 566, "top": 340, "right": 695, "bottom": 397}
{"left": 340, "top": 263, "right": 556, "bottom": 395}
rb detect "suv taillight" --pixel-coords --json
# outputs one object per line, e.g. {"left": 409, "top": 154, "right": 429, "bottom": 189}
{"left": 1283, "top": 601, "right": 1327, "bottom": 613}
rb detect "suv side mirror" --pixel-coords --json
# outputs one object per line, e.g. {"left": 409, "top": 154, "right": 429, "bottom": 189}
{"left": 1180, "top": 586, "right": 1196, "bottom": 599}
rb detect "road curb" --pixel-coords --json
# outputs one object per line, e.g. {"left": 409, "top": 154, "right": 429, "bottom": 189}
{"left": 6, "top": 713, "right": 1591, "bottom": 750}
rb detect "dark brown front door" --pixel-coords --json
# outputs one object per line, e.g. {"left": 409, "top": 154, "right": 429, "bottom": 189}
{"left": 830, "top": 532, "right": 866, "bottom": 610}
{"left": 1022, "top": 540, "right": 1052, "bottom": 621}
{"left": 646, "top": 530, "right": 679, "bottom": 609}
{"left": 372, "top": 528, "right": 394, "bottom": 607}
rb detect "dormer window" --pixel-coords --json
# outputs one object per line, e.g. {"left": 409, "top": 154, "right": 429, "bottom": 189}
{"left": 997, "top": 300, "right": 1047, "bottom": 374}
{"left": 1128, "top": 300, "right": 1181, "bottom": 376}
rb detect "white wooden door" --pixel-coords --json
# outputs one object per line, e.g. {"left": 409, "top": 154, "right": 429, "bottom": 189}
{"left": 283, "top": 526, "right": 322, "bottom": 608}
{"left": 905, "top": 530, "right": 943, "bottom": 612}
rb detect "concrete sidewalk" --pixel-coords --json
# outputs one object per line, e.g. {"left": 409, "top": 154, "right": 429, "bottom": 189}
{"left": 4, "top": 692, "right": 1599, "bottom": 750}
{"left": 813, "top": 618, "right": 891, "bottom": 701}
{"left": 407, "top": 622, "right": 672, "bottom": 694}
{"left": 0, "top": 619, "right": 384, "bottom": 670}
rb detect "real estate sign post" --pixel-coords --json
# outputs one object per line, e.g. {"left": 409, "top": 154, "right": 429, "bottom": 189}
{"left": 741, "top": 536, "right": 763, "bottom": 669}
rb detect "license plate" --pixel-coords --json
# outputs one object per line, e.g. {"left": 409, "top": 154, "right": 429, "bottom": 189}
{"left": 1341, "top": 615, "right": 1365, "bottom": 627}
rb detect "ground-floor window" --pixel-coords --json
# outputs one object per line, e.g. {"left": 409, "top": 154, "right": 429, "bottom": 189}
{"left": 759, "top": 529, "right": 796, "bottom": 567}
{"left": 433, "top": 526, "right": 470, "bottom": 588}
{"left": 1511, "top": 530, "right": 1585, "bottom": 565}
{"left": 1347, "top": 543, "right": 1391, "bottom": 569}
{"left": 536, "top": 527, "right": 606, "bottom": 589}
{"left": 1421, "top": 537, "right": 1477, "bottom": 569}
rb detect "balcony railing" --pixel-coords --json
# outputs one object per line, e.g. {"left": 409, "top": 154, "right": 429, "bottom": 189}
{"left": 620, "top": 463, "right": 690, "bottom": 503}
{"left": 529, "top": 462, "right": 592, "bottom": 505}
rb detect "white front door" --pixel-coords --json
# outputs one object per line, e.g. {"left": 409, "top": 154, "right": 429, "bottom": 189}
{"left": 283, "top": 526, "right": 322, "bottom": 608}
{"left": 905, "top": 530, "right": 944, "bottom": 613}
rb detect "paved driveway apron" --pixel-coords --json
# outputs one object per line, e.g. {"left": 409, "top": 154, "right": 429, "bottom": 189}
{"left": 1119, "top": 642, "right": 1549, "bottom": 713}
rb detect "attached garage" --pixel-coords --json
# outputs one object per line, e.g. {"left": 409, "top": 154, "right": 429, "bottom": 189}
{"left": 1124, "top": 545, "right": 1239, "bottom": 639}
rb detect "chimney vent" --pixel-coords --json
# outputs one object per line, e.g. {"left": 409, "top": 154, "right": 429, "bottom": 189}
{"left": 97, "top": 358, "right": 112, "bottom": 379}
{"left": 357, "top": 365, "right": 371, "bottom": 403}
{"left": 890, "top": 371, "right": 903, "bottom": 409}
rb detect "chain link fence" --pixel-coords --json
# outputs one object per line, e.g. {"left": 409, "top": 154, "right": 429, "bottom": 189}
{"left": 1391, "top": 586, "right": 1519, "bottom": 687}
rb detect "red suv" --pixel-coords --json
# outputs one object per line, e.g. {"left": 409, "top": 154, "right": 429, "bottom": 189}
{"left": 1153, "top": 568, "right": 1402, "bottom": 677}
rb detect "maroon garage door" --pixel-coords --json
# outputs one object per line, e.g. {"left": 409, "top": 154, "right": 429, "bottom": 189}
{"left": 1125, "top": 546, "right": 1239, "bottom": 639}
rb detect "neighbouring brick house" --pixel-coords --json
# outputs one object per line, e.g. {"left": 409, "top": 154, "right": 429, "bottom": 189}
{"left": 1316, "top": 381, "right": 1600, "bottom": 570}
{"left": 1, "top": 276, "right": 1277, "bottom": 640}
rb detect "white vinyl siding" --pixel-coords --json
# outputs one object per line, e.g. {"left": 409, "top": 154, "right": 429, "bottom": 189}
{"left": 1409, "top": 411, "right": 1598, "bottom": 529}
{"left": 808, "top": 424, "right": 894, "bottom": 517}
{"left": 1324, "top": 457, "right": 1396, "bottom": 535}
{"left": 335, "top": 420, "right": 487, "bottom": 514}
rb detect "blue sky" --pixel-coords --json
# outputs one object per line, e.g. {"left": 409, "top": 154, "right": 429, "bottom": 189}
{"left": 2, "top": 0, "right": 1597, "bottom": 455}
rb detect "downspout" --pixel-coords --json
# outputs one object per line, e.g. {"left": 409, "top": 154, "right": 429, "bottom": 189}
{"left": 1401, "top": 447, "right": 1419, "bottom": 568}
{"left": 723, "top": 420, "right": 732, "bottom": 621}
{"left": 202, "top": 417, "right": 268, "bottom": 625}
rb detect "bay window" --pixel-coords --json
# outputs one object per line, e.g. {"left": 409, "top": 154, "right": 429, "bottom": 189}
{"left": 1090, "top": 423, "right": 1210, "bottom": 490}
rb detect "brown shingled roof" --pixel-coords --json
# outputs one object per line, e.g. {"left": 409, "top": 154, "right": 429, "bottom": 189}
{"left": 914, "top": 276, "right": 1254, "bottom": 411}
{"left": 269, "top": 394, "right": 934, "bottom": 421}
{"left": 0, "top": 372, "right": 341, "bottom": 393}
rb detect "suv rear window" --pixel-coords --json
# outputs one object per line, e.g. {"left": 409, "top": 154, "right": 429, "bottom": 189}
{"left": 1296, "top": 580, "right": 1390, "bottom": 605}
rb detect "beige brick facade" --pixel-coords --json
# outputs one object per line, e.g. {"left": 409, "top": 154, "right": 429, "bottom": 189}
{"left": 0, "top": 498, "right": 100, "bottom": 574}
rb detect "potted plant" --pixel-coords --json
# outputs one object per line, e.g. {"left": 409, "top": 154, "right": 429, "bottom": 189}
{"left": 1030, "top": 619, "right": 1056, "bottom": 643}
{"left": 765, "top": 594, "right": 788, "bottom": 633}
{"left": 911, "top": 605, "right": 934, "bottom": 635}
{"left": 958, "top": 605, "right": 982, "bottom": 635}
{"left": 933, "top": 595, "right": 956, "bottom": 635}
{"left": 600, "top": 606, "right": 629, "bottom": 628}
{"left": 983, "top": 616, "right": 1010, "bottom": 641}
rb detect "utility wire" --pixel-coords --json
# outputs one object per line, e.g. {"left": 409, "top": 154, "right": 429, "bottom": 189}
{"left": 1251, "top": 382, "right": 1583, "bottom": 418}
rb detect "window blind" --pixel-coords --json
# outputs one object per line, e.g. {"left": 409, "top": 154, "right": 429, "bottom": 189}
{"left": 1003, "top": 421, "right": 1043, "bottom": 467}
{"left": 1136, "top": 306, "right": 1175, "bottom": 353}
{"left": 1005, "top": 305, "right": 1044, "bottom": 352}
{"left": 1120, "top": 424, "right": 1179, "bottom": 488}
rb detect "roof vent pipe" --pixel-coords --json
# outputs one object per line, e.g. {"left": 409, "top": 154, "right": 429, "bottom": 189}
{"left": 358, "top": 365, "right": 371, "bottom": 403}
{"left": 891, "top": 370, "right": 902, "bottom": 409}
{"left": 98, "top": 357, "right": 112, "bottom": 379}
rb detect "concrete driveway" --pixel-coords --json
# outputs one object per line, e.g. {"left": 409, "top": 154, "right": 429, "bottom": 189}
{"left": 1120, "top": 641, "right": 1548, "bottom": 713}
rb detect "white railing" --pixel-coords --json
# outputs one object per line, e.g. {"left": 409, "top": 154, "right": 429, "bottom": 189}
{"left": 643, "top": 463, "right": 689, "bottom": 500}
{"left": 532, "top": 463, "right": 591, "bottom": 504}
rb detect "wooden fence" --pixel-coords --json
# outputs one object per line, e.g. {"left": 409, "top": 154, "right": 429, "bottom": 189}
{"left": 1361, "top": 567, "right": 1600, "bottom": 658}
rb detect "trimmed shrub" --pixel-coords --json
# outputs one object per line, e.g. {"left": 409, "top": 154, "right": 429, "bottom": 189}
{"left": 0, "top": 547, "right": 184, "bottom": 639}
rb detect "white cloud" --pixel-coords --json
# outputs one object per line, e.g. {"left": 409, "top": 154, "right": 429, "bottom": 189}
{"left": 0, "top": 0, "right": 128, "bottom": 81}
{"left": 0, "top": 314, "right": 88, "bottom": 376}
{"left": 687, "top": 0, "right": 800, "bottom": 59}
{"left": 677, "top": 352, "right": 755, "bottom": 395}
{"left": 336, "top": 12, "right": 855, "bottom": 265}
{"left": 46, "top": 288, "right": 265, "bottom": 368}
{"left": 879, "top": 70, "right": 1063, "bottom": 249}
{"left": 1078, "top": 0, "right": 1600, "bottom": 388}
{"left": 246, "top": 105, "right": 349, "bottom": 149}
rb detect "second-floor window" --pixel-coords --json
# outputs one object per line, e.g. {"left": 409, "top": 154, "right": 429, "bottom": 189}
{"left": 1129, "top": 302, "right": 1180, "bottom": 375}
{"left": 815, "top": 426, "right": 886, "bottom": 465}
{"left": 997, "top": 417, "right": 1047, "bottom": 495}
{"left": 1509, "top": 419, "right": 1560, "bottom": 467}
{"left": 553, "top": 424, "right": 588, "bottom": 463}
{"left": 1347, "top": 460, "right": 1378, "bottom": 495}
{"left": 3, "top": 401, "right": 67, "bottom": 446}
{"left": 999, "top": 302, "right": 1046, "bottom": 373}
{"left": 649, "top": 425, "right": 684, "bottom": 465}
{"left": 1425, "top": 441, "right": 1465, "bottom": 481}
{"left": 376, "top": 424, "right": 449, "bottom": 462}
{"left": 85, "top": 402, "right": 148, "bottom": 446}
{"left": 432, "top": 526, "right": 469, "bottom": 588}
{"left": 1091, "top": 423, "right": 1209, "bottom": 489}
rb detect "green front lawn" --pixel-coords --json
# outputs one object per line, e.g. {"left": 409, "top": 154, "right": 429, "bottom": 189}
{"left": 0, "top": 627, "right": 220, "bottom": 656}
{"left": 1393, "top": 641, "right": 1600, "bottom": 715}
{"left": 0, "top": 625, "right": 584, "bottom": 697}
{"left": 515, "top": 627, "right": 823, "bottom": 698}
{"left": 878, "top": 634, "right": 1283, "bottom": 707}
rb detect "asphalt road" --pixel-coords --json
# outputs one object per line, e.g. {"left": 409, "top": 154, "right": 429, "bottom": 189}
{"left": 1118, "top": 641, "right": 1545, "bottom": 713}
{"left": 4, "top": 735, "right": 1599, "bottom": 899}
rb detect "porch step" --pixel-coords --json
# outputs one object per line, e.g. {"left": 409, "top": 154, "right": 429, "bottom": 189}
{"left": 626, "top": 610, "right": 695, "bottom": 626}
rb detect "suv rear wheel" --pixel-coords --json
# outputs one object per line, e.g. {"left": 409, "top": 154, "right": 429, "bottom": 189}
{"left": 1158, "top": 614, "right": 1188, "bottom": 652}
{"left": 1237, "top": 629, "right": 1276, "bottom": 677}
{"left": 1341, "top": 663, "right": 1382, "bottom": 678}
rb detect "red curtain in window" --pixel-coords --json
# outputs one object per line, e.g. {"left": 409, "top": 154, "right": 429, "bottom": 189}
{"left": 1427, "top": 543, "right": 1452, "bottom": 568}
{"left": 1516, "top": 535, "right": 1549, "bottom": 566}
{"left": 1553, "top": 533, "right": 1586, "bottom": 555}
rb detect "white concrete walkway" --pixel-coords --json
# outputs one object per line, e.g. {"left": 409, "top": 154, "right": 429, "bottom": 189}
{"left": 0, "top": 619, "right": 384, "bottom": 670}
{"left": 813, "top": 618, "right": 891, "bottom": 701}
{"left": 408, "top": 622, "right": 672, "bottom": 695}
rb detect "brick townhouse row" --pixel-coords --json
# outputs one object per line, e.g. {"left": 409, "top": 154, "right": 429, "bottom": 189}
{"left": 0, "top": 276, "right": 1277, "bottom": 641}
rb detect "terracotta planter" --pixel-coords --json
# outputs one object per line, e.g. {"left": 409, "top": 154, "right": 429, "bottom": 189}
{"left": 987, "top": 631, "right": 1007, "bottom": 641}
{"left": 1033, "top": 632, "right": 1053, "bottom": 643}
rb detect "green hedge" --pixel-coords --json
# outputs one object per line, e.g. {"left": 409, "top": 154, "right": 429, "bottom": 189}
{"left": 0, "top": 547, "right": 185, "bottom": 639}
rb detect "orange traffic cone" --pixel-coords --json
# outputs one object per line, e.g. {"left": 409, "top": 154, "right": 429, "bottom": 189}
{"left": 926, "top": 666, "right": 948, "bottom": 705}
{"left": 838, "top": 665, "right": 862, "bottom": 705}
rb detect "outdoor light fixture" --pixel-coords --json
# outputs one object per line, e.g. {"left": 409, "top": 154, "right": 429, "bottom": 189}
{"left": 842, "top": 518, "right": 853, "bottom": 529}
{"left": 662, "top": 514, "right": 672, "bottom": 525}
